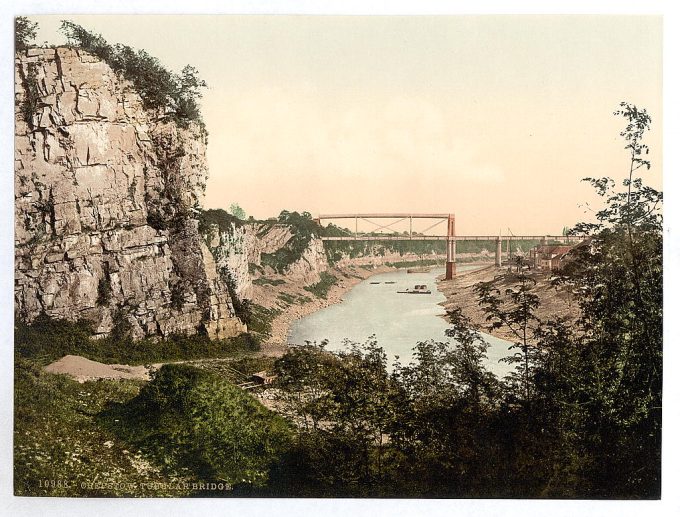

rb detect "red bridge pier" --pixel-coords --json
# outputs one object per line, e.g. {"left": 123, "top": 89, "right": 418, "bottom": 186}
{"left": 445, "top": 214, "right": 457, "bottom": 280}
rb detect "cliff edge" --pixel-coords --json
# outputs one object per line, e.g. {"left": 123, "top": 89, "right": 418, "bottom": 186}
{"left": 14, "top": 47, "right": 245, "bottom": 340}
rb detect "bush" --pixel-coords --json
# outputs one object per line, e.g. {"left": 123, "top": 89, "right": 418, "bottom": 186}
{"left": 15, "top": 314, "right": 259, "bottom": 365}
{"left": 15, "top": 17, "right": 38, "bottom": 51}
{"left": 198, "top": 208, "right": 243, "bottom": 237}
{"left": 15, "top": 314, "right": 96, "bottom": 365}
{"left": 100, "top": 364, "right": 292, "bottom": 487}
{"left": 303, "top": 272, "right": 338, "bottom": 299}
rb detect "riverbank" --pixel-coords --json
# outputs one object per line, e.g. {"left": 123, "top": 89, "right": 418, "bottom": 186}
{"left": 256, "top": 260, "right": 508, "bottom": 357}
{"left": 436, "top": 264, "right": 580, "bottom": 343}
{"left": 252, "top": 264, "right": 399, "bottom": 357}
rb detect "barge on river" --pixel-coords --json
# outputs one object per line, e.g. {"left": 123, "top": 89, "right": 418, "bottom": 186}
{"left": 397, "top": 284, "right": 432, "bottom": 295}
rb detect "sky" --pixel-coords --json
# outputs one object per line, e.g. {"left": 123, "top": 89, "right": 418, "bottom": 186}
{"left": 28, "top": 15, "right": 662, "bottom": 235}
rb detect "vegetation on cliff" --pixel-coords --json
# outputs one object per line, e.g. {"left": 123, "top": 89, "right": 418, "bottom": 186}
{"left": 15, "top": 16, "right": 38, "bottom": 51}
{"left": 197, "top": 208, "right": 244, "bottom": 237}
{"left": 59, "top": 20, "right": 207, "bottom": 130}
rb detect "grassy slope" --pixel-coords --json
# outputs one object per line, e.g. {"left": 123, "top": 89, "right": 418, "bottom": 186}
{"left": 14, "top": 359, "right": 194, "bottom": 496}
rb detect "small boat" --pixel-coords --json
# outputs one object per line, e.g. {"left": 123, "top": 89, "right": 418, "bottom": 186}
{"left": 384, "top": 281, "right": 396, "bottom": 284}
{"left": 370, "top": 281, "right": 381, "bottom": 284}
{"left": 407, "top": 267, "right": 431, "bottom": 273}
{"left": 397, "top": 284, "right": 432, "bottom": 294}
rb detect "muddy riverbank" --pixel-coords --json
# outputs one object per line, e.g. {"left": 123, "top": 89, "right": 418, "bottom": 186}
{"left": 436, "top": 265, "right": 580, "bottom": 343}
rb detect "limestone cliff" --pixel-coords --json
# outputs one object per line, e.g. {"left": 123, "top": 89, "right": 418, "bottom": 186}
{"left": 203, "top": 222, "right": 329, "bottom": 299}
{"left": 14, "top": 47, "right": 245, "bottom": 340}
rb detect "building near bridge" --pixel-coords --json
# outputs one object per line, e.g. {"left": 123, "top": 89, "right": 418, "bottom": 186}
{"left": 529, "top": 244, "right": 574, "bottom": 271}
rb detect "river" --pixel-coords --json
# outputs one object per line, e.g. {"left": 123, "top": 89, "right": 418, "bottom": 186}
{"left": 288, "top": 265, "right": 516, "bottom": 378}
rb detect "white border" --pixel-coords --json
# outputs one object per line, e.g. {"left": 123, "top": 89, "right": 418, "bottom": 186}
{"left": 1, "top": 2, "right": 678, "bottom": 517}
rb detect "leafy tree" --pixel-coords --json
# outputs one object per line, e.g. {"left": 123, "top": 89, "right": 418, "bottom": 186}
{"left": 475, "top": 272, "right": 541, "bottom": 406}
{"left": 15, "top": 17, "right": 38, "bottom": 51}
{"left": 228, "top": 203, "right": 247, "bottom": 220}
{"left": 272, "top": 339, "right": 400, "bottom": 495}
{"left": 557, "top": 102, "right": 662, "bottom": 497}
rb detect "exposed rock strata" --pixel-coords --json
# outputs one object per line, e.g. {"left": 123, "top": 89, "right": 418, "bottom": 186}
{"left": 203, "top": 223, "right": 330, "bottom": 299}
{"left": 14, "top": 47, "right": 244, "bottom": 340}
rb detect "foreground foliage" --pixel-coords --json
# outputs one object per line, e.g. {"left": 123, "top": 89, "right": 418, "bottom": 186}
{"left": 101, "top": 364, "right": 292, "bottom": 490}
{"left": 14, "top": 359, "right": 193, "bottom": 496}
{"left": 14, "top": 103, "right": 661, "bottom": 498}
{"left": 263, "top": 102, "right": 662, "bottom": 498}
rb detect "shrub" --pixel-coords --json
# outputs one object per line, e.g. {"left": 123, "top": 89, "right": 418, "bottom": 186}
{"left": 197, "top": 208, "right": 243, "bottom": 237}
{"left": 15, "top": 314, "right": 96, "bottom": 365}
{"left": 303, "top": 272, "right": 338, "bottom": 299}
{"left": 19, "top": 62, "right": 41, "bottom": 126}
{"left": 96, "top": 275, "right": 112, "bottom": 306}
{"left": 15, "top": 17, "right": 38, "bottom": 51}
{"left": 15, "top": 314, "right": 259, "bottom": 365}
{"left": 100, "top": 364, "right": 292, "bottom": 487}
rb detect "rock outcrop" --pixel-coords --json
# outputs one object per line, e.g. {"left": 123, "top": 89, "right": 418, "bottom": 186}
{"left": 14, "top": 47, "right": 245, "bottom": 340}
{"left": 203, "top": 222, "right": 330, "bottom": 299}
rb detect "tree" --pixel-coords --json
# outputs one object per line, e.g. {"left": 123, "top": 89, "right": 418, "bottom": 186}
{"left": 272, "top": 338, "right": 401, "bottom": 496}
{"left": 228, "top": 202, "right": 247, "bottom": 220}
{"left": 474, "top": 271, "right": 541, "bottom": 407}
{"left": 552, "top": 103, "right": 662, "bottom": 497}
{"left": 15, "top": 17, "right": 38, "bottom": 51}
{"left": 59, "top": 21, "right": 207, "bottom": 126}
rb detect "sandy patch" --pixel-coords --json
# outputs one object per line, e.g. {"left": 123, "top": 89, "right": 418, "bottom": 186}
{"left": 43, "top": 355, "right": 161, "bottom": 383}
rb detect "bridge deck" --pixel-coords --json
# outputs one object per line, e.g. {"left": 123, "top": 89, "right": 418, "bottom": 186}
{"left": 320, "top": 235, "right": 584, "bottom": 242}
{"left": 318, "top": 213, "right": 451, "bottom": 219}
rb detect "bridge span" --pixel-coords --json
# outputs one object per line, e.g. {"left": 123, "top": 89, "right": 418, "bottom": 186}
{"left": 315, "top": 213, "right": 585, "bottom": 280}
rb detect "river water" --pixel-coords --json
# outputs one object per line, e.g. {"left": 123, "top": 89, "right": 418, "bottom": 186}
{"left": 288, "top": 265, "right": 516, "bottom": 378}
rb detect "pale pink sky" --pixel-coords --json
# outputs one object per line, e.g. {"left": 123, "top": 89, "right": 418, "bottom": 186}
{"left": 31, "top": 15, "right": 662, "bottom": 235}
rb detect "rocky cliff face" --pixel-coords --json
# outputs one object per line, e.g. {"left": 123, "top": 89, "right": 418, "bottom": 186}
{"left": 14, "top": 47, "right": 245, "bottom": 340}
{"left": 203, "top": 222, "right": 329, "bottom": 299}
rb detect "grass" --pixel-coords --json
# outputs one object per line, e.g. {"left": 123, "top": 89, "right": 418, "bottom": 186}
{"left": 15, "top": 314, "right": 260, "bottom": 366}
{"left": 253, "top": 277, "right": 285, "bottom": 286}
{"left": 14, "top": 355, "right": 284, "bottom": 496}
{"left": 303, "top": 272, "right": 338, "bottom": 299}
{"left": 13, "top": 314, "right": 281, "bottom": 497}
{"left": 14, "top": 358, "right": 194, "bottom": 496}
